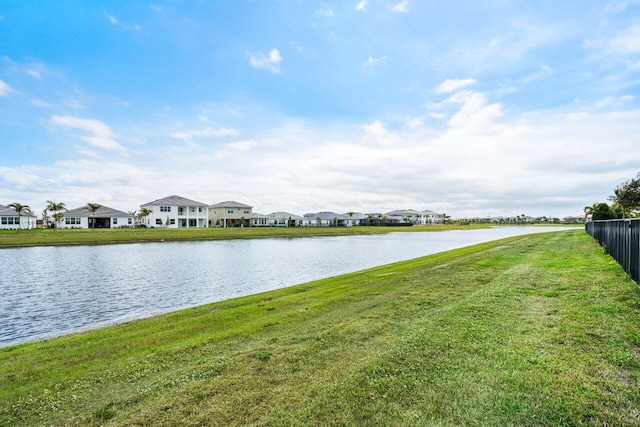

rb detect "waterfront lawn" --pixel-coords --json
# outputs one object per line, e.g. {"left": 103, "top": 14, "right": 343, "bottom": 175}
{"left": 1, "top": 230, "right": 639, "bottom": 425}
{"left": 0, "top": 224, "right": 493, "bottom": 248}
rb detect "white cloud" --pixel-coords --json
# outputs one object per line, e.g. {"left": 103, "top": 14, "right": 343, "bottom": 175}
{"left": 0, "top": 79, "right": 14, "bottom": 96}
{"left": 316, "top": 4, "right": 334, "bottom": 17}
{"left": 51, "top": 115, "right": 124, "bottom": 151}
{"left": 248, "top": 48, "right": 283, "bottom": 73}
{"left": 389, "top": 0, "right": 409, "bottom": 13}
{"left": 607, "top": 25, "right": 640, "bottom": 54}
{"left": 434, "top": 78, "right": 477, "bottom": 94}
{"left": 26, "top": 69, "right": 42, "bottom": 79}
{"left": 171, "top": 127, "right": 238, "bottom": 142}
{"left": 519, "top": 65, "right": 554, "bottom": 83}
{"left": 363, "top": 55, "right": 387, "bottom": 67}
{"left": 104, "top": 9, "right": 142, "bottom": 32}
{"left": 604, "top": 0, "right": 640, "bottom": 13}
{"left": 356, "top": 0, "right": 368, "bottom": 11}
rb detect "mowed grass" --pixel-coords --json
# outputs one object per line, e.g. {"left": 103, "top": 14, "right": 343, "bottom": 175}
{"left": 0, "top": 224, "right": 493, "bottom": 248}
{"left": 1, "top": 230, "right": 639, "bottom": 425}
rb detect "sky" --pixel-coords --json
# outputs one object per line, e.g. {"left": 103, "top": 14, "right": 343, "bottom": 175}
{"left": 1, "top": 1, "right": 640, "bottom": 219}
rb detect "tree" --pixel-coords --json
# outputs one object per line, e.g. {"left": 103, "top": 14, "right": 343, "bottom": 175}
{"left": 592, "top": 203, "right": 619, "bottom": 220}
{"left": 46, "top": 200, "right": 67, "bottom": 229}
{"left": 584, "top": 204, "right": 597, "bottom": 221}
{"left": 7, "top": 202, "right": 31, "bottom": 230}
{"left": 138, "top": 207, "right": 152, "bottom": 227}
{"left": 85, "top": 203, "right": 102, "bottom": 230}
{"left": 366, "top": 213, "right": 373, "bottom": 226}
{"left": 609, "top": 173, "right": 640, "bottom": 218}
{"left": 128, "top": 211, "right": 137, "bottom": 227}
{"left": 53, "top": 212, "right": 64, "bottom": 229}
{"left": 41, "top": 209, "right": 50, "bottom": 229}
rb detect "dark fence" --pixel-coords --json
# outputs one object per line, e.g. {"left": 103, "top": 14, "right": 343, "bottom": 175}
{"left": 586, "top": 219, "right": 640, "bottom": 283}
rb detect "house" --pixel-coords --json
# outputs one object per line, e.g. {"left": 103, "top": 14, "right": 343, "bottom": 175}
{"left": 140, "top": 195, "right": 209, "bottom": 228}
{"left": 209, "top": 201, "right": 253, "bottom": 227}
{"left": 59, "top": 205, "right": 135, "bottom": 229}
{"left": 385, "top": 209, "right": 424, "bottom": 224}
{"left": 302, "top": 212, "right": 348, "bottom": 227}
{"left": 251, "top": 213, "right": 270, "bottom": 227}
{"left": 422, "top": 209, "right": 445, "bottom": 224}
{"left": 266, "top": 212, "right": 304, "bottom": 227}
{"left": 0, "top": 204, "right": 37, "bottom": 230}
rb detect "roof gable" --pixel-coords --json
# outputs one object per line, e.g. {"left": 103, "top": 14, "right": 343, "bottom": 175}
{"left": 141, "top": 195, "right": 209, "bottom": 207}
{"left": 64, "top": 205, "right": 134, "bottom": 218}
{"left": 210, "top": 200, "right": 253, "bottom": 209}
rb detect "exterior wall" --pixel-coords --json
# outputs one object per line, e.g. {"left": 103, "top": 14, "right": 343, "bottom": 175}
{"left": 58, "top": 216, "right": 89, "bottom": 229}
{"left": 0, "top": 215, "right": 35, "bottom": 230}
{"left": 252, "top": 217, "right": 268, "bottom": 227}
{"left": 111, "top": 216, "right": 135, "bottom": 228}
{"left": 209, "top": 207, "right": 253, "bottom": 227}
{"left": 144, "top": 204, "right": 208, "bottom": 228}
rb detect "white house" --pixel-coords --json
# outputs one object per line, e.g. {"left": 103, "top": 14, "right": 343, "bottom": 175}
{"left": 141, "top": 195, "right": 209, "bottom": 228}
{"left": 0, "top": 204, "right": 37, "bottom": 230}
{"left": 266, "top": 212, "right": 304, "bottom": 227}
{"left": 422, "top": 209, "right": 445, "bottom": 224}
{"left": 302, "top": 212, "right": 348, "bottom": 227}
{"left": 209, "top": 201, "right": 253, "bottom": 227}
{"left": 385, "top": 209, "right": 424, "bottom": 224}
{"left": 59, "top": 205, "right": 135, "bottom": 229}
{"left": 251, "top": 213, "right": 269, "bottom": 227}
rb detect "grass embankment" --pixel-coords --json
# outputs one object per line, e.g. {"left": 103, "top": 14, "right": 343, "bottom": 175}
{"left": 2, "top": 230, "right": 639, "bottom": 425}
{"left": 0, "top": 224, "right": 491, "bottom": 248}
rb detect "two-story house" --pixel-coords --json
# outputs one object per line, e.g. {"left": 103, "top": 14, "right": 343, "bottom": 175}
{"left": 140, "top": 195, "right": 209, "bottom": 228}
{"left": 209, "top": 201, "right": 253, "bottom": 227}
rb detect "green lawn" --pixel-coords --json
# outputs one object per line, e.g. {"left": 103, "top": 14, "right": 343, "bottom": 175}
{"left": 0, "top": 224, "right": 492, "bottom": 248}
{"left": 1, "top": 230, "right": 639, "bottom": 426}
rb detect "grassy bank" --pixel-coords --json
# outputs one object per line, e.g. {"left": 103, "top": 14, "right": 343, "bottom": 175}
{"left": 0, "top": 224, "right": 492, "bottom": 248}
{"left": 2, "top": 230, "right": 639, "bottom": 425}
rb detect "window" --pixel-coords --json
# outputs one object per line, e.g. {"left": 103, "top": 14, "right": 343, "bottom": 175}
{"left": 170, "top": 219, "right": 175, "bottom": 225}
{"left": 198, "top": 207, "right": 203, "bottom": 213}
{"left": 244, "top": 210, "right": 250, "bottom": 214}
{"left": 160, "top": 206, "right": 171, "bottom": 212}
{"left": 113, "top": 218, "right": 118, "bottom": 225}
{"left": 128, "top": 218, "right": 132, "bottom": 225}
{"left": 227, "top": 209, "right": 234, "bottom": 214}
{"left": 178, "top": 208, "right": 185, "bottom": 215}
{"left": 65, "top": 218, "right": 81, "bottom": 225}
{"left": 190, "top": 207, "right": 195, "bottom": 213}
{"left": 156, "top": 219, "right": 162, "bottom": 225}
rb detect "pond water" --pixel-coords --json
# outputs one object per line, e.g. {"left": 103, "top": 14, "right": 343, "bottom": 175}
{"left": 0, "top": 227, "right": 574, "bottom": 347}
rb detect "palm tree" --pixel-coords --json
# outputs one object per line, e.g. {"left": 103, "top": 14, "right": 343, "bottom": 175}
{"left": 7, "top": 202, "right": 31, "bottom": 230}
{"left": 46, "top": 200, "right": 66, "bottom": 229}
{"left": 85, "top": 203, "right": 102, "bottom": 230}
{"left": 584, "top": 204, "right": 597, "bottom": 222}
{"left": 41, "top": 209, "right": 50, "bottom": 229}
{"left": 138, "top": 207, "right": 152, "bottom": 227}
{"left": 128, "top": 211, "right": 137, "bottom": 227}
{"left": 52, "top": 212, "right": 64, "bottom": 228}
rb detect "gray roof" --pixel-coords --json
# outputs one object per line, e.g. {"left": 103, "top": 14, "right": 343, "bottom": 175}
{"left": 141, "top": 195, "right": 209, "bottom": 207}
{"left": 267, "top": 211, "right": 303, "bottom": 220}
{"left": 422, "top": 209, "right": 443, "bottom": 215}
{"left": 251, "top": 213, "right": 270, "bottom": 219}
{"left": 63, "top": 205, "right": 134, "bottom": 218}
{"left": 385, "top": 209, "right": 423, "bottom": 216}
{"left": 210, "top": 200, "right": 253, "bottom": 209}
{"left": 344, "top": 212, "right": 368, "bottom": 220}
{"left": 0, "top": 205, "right": 37, "bottom": 217}
{"left": 303, "top": 211, "right": 347, "bottom": 220}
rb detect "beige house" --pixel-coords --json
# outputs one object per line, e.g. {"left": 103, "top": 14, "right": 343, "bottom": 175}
{"left": 209, "top": 201, "right": 253, "bottom": 227}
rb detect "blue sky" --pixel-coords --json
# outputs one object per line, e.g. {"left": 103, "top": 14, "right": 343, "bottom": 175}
{"left": 1, "top": 1, "right": 640, "bottom": 218}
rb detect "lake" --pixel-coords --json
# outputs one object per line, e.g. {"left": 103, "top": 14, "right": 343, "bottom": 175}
{"left": 0, "top": 227, "right": 574, "bottom": 347}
